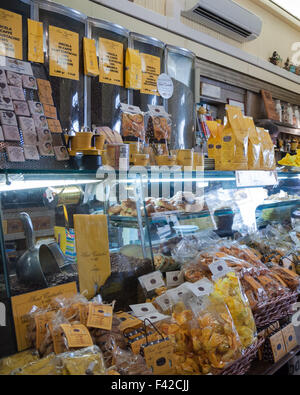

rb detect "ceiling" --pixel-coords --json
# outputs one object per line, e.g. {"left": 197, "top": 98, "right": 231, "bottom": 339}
{"left": 270, "top": 0, "right": 300, "bottom": 21}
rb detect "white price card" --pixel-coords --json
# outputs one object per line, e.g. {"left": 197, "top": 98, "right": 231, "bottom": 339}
{"left": 154, "top": 294, "right": 172, "bottom": 312}
{"left": 236, "top": 171, "right": 278, "bottom": 188}
{"left": 166, "top": 271, "right": 184, "bottom": 288}
{"left": 130, "top": 303, "right": 158, "bottom": 317}
{"left": 138, "top": 271, "right": 165, "bottom": 292}
{"left": 157, "top": 73, "right": 174, "bottom": 99}
{"left": 186, "top": 278, "right": 214, "bottom": 297}
{"left": 209, "top": 261, "right": 231, "bottom": 281}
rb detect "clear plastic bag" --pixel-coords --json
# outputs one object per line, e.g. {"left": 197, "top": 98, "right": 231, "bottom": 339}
{"left": 211, "top": 270, "right": 257, "bottom": 349}
{"left": 54, "top": 346, "right": 106, "bottom": 375}
{"left": 158, "top": 287, "right": 243, "bottom": 375}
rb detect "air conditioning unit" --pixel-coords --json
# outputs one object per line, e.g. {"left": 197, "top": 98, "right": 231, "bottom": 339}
{"left": 181, "top": 0, "right": 262, "bottom": 43}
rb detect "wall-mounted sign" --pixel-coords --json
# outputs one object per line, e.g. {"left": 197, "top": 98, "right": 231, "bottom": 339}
{"left": 157, "top": 73, "right": 173, "bottom": 99}
{"left": 201, "top": 82, "right": 221, "bottom": 99}
{"left": 140, "top": 53, "right": 160, "bottom": 95}
{"left": 0, "top": 8, "right": 22, "bottom": 60}
{"left": 49, "top": 25, "right": 79, "bottom": 81}
{"left": 99, "top": 37, "right": 123, "bottom": 86}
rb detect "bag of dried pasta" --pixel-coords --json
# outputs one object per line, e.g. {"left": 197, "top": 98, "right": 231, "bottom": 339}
{"left": 54, "top": 345, "right": 106, "bottom": 375}
{"left": 209, "top": 261, "right": 257, "bottom": 349}
{"left": 159, "top": 280, "right": 243, "bottom": 375}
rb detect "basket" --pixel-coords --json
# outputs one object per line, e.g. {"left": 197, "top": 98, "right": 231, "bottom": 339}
{"left": 253, "top": 291, "right": 299, "bottom": 329}
{"left": 220, "top": 336, "right": 265, "bottom": 375}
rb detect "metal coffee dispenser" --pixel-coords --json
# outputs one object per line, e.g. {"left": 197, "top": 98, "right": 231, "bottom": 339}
{"left": 165, "top": 45, "right": 196, "bottom": 150}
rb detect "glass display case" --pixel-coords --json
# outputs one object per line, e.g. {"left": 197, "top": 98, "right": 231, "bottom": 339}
{"left": 1, "top": 168, "right": 300, "bottom": 358}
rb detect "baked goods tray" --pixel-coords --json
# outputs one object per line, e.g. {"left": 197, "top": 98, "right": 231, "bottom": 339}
{"left": 109, "top": 210, "right": 217, "bottom": 227}
{"left": 253, "top": 291, "right": 299, "bottom": 329}
{"left": 219, "top": 336, "right": 265, "bottom": 375}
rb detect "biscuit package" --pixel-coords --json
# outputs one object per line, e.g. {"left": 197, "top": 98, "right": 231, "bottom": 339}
{"left": 120, "top": 103, "right": 145, "bottom": 141}
{"left": 146, "top": 105, "right": 172, "bottom": 143}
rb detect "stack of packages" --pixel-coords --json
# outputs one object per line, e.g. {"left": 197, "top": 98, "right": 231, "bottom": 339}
{"left": 134, "top": 267, "right": 257, "bottom": 375}
{"left": 0, "top": 294, "right": 151, "bottom": 375}
{"left": 180, "top": 239, "right": 299, "bottom": 312}
{"left": 207, "top": 105, "right": 276, "bottom": 171}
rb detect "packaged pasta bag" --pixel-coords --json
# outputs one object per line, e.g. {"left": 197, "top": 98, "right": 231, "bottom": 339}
{"left": 0, "top": 350, "right": 39, "bottom": 375}
{"left": 244, "top": 116, "right": 261, "bottom": 170}
{"left": 54, "top": 345, "right": 106, "bottom": 375}
{"left": 159, "top": 280, "right": 243, "bottom": 375}
{"left": 146, "top": 105, "right": 172, "bottom": 143}
{"left": 25, "top": 305, "right": 57, "bottom": 356}
{"left": 120, "top": 103, "right": 145, "bottom": 141}
{"left": 209, "top": 261, "right": 257, "bottom": 349}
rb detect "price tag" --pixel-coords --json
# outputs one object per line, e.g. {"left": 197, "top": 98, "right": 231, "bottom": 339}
{"left": 130, "top": 303, "right": 158, "bottom": 317}
{"left": 236, "top": 170, "right": 278, "bottom": 188}
{"left": 86, "top": 304, "right": 113, "bottom": 330}
{"left": 209, "top": 261, "right": 232, "bottom": 281}
{"left": 166, "top": 271, "right": 184, "bottom": 288}
{"left": 154, "top": 294, "right": 172, "bottom": 312}
{"left": 60, "top": 324, "right": 93, "bottom": 348}
{"left": 157, "top": 73, "right": 174, "bottom": 99}
{"left": 186, "top": 278, "right": 213, "bottom": 297}
{"left": 166, "top": 283, "right": 191, "bottom": 304}
{"left": 138, "top": 271, "right": 165, "bottom": 292}
{"left": 140, "top": 312, "right": 170, "bottom": 325}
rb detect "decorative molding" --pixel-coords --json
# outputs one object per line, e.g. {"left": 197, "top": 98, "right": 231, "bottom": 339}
{"left": 91, "top": 0, "right": 300, "bottom": 89}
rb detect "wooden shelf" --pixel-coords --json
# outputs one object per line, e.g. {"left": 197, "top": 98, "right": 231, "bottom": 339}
{"left": 247, "top": 346, "right": 300, "bottom": 375}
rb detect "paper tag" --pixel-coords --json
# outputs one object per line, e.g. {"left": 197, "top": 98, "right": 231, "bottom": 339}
{"left": 138, "top": 271, "right": 165, "bottom": 292}
{"left": 86, "top": 304, "right": 113, "bottom": 330}
{"left": 148, "top": 104, "right": 170, "bottom": 118}
{"left": 154, "top": 294, "right": 172, "bottom": 312}
{"left": 185, "top": 278, "right": 213, "bottom": 297}
{"left": 157, "top": 73, "right": 174, "bottom": 99}
{"left": 142, "top": 338, "right": 175, "bottom": 374}
{"left": 236, "top": 171, "right": 278, "bottom": 188}
{"left": 120, "top": 103, "right": 142, "bottom": 115}
{"left": 130, "top": 303, "right": 158, "bottom": 318}
{"left": 139, "top": 312, "right": 170, "bottom": 325}
{"left": 166, "top": 271, "right": 184, "bottom": 288}
{"left": 270, "top": 331, "right": 287, "bottom": 362}
{"left": 60, "top": 324, "right": 93, "bottom": 348}
{"left": 282, "top": 324, "right": 298, "bottom": 353}
{"left": 209, "top": 261, "right": 232, "bottom": 281}
{"left": 166, "top": 283, "right": 191, "bottom": 304}
{"left": 116, "top": 312, "right": 143, "bottom": 332}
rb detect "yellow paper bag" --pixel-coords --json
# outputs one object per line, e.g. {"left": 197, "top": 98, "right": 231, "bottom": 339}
{"left": 219, "top": 105, "right": 248, "bottom": 171}
{"left": 83, "top": 37, "right": 99, "bottom": 77}
{"left": 125, "top": 48, "right": 142, "bottom": 90}
{"left": 28, "top": 19, "right": 44, "bottom": 63}
{"left": 244, "top": 116, "right": 261, "bottom": 170}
